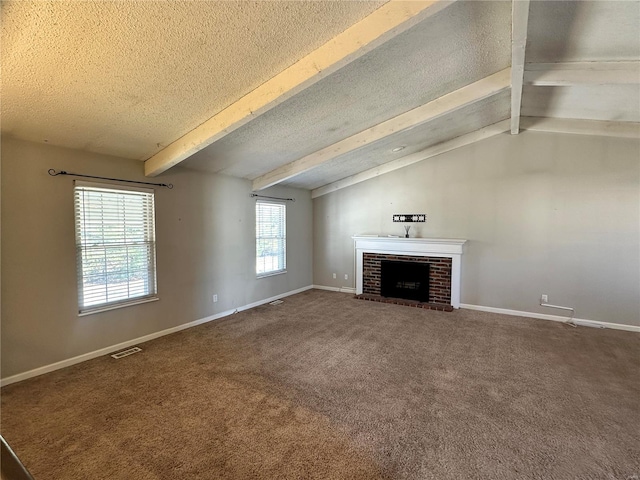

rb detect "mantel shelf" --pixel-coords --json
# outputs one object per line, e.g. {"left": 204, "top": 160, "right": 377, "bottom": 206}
{"left": 352, "top": 236, "right": 466, "bottom": 245}
{"left": 353, "top": 236, "right": 467, "bottom": 308}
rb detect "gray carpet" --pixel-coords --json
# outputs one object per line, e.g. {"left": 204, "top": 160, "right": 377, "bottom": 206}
{"left": 1, "top": 289, "right": 639, "bottom": 479}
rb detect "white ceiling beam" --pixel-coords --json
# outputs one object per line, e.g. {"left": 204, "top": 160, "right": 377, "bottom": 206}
{"left": 520, "top": 117, "right": 640, "bottom": 138}
{"left": 311, "top": 117, "right": 640, "bottom": 199}
{"left": 253, "top": 68, "right": 511, "bottom": 191}
{"left": 144, "top": 0, "right": 455, "bottom": 177}
{"left": 524, "top": 61, "right": 640, "bottom": 86}
{"left": 510, "top": 0, "right": 530, "bottom": 135}
{"left": 311, "top": 120, "right": 510, "bottom": 198}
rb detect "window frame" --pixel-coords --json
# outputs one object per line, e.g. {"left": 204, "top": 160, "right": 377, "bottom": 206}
{"left": 255, "top": 200, "right": 287, "bottom": 278}
{"left": 74, "top": 180, "right": 159, "bottom": 316}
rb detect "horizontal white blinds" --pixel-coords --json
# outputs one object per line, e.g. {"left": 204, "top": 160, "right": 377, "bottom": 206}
{"left": 74, "top": 183, "right": 157, "bottom": 313}
{"left": 256, "top": 201, "right": 286, "bottom": 276}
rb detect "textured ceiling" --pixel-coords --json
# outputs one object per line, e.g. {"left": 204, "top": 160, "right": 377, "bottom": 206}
{"left": 3, "top": 0, "right": 639, "bottom": 194}
{"left": 283, "top": 90, "right": 511, "bottom": 190}
{"left": 522, "top": 1, "right": 640, "bottom": 124}
{"left": 522, "top": 85, "right": 640, "bottom": 123}
{"left": 1, "top": 0, "right": 385, "bottom": 159}
{"left": 526, "top": 1, "right": 640, "bottom": 62}
{"left": 181, "top": 0, "right": 511, "bottom": 178}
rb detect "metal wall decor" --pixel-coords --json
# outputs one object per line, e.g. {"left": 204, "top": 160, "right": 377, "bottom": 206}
{"left": 393, "top": 214, "right": 426, "bottom": 223}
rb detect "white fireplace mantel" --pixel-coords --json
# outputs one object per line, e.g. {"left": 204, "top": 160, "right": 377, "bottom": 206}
{"left": 353, "top": 236, "right": 467, "bottom": 308}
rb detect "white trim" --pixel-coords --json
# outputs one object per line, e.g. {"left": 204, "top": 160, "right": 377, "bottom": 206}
{"left": 352, "top": 236, "right": 466, "bottom": 308}
{"left": 232, "top": 285, "right": 313, "bottom": 312}
{"left": 0, "top": 285, "right": 313, "bottom": 387}
{"left": 78, "top": 296, "right": 159, "bottom": 317}
{"left": 460, "top": 304, "right": 640, "bottom": 333}
{"left": 256, "top": 270, "right": 287, "bottom": 279}
{"left": 312, "top": 285, "right": 356, "bottom": 294}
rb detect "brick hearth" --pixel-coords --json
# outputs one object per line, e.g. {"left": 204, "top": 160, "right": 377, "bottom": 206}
{"left": 355, "top": 293, "right": 454, "bottom": 312}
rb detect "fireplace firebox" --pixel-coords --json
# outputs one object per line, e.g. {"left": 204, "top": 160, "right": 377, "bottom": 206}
{"left": 381, "top": 260, "right": 430, "bottom": 302}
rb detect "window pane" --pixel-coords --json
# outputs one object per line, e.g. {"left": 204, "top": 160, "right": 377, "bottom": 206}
{"left": 256, "top": 202, "right": 286, "bottom": 276}
{"left": 75, "top": 183, "right": 157, "bottom": 313}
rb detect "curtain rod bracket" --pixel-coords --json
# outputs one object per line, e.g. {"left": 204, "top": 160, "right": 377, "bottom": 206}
{"left": 48, "top": 169, "right": 173, "bottom": 189}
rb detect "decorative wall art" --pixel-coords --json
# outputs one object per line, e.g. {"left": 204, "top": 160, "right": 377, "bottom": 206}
{"left": 392, "top": 214, "right": 426, "bottom": 222}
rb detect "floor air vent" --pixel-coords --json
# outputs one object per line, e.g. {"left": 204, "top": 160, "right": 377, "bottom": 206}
{"left": 269, "top": 300, "right": 284, "bottom": 306}
{"left": 110, "top": 347, "right": 142, "bottom": 359}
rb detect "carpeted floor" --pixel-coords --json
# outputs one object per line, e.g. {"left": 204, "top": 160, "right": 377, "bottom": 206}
{"left": 1, "top": 289, "right": 639, "bottom": 479}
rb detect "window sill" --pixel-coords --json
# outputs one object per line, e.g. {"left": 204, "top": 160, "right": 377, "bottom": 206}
{"left": 78, "top": 296, "right": 159, "bottom": 317}
{"left": 257, "top": 270, "right": 287, "bottom": 279}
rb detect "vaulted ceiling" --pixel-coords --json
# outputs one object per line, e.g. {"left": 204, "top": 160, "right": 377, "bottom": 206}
{"left": 2, "top": 1, "right": 639, "bottom": 197}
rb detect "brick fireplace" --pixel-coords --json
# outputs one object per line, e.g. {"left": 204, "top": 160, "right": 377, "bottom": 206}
{"left": 353, "top": 236, "right": 466, "bottom": 309}
{"left": 363, "top": 253, "right": 452, "bottom": 304}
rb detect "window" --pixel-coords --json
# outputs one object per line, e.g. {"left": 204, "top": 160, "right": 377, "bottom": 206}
{"left": 74, "top": 181, "right": 157, "bottom": 314}
{"left": 256, "top": 201, "right": 286, "bottom": 276}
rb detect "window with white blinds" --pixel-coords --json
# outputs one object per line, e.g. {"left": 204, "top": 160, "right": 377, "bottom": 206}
{"left": 74, "top": 181, "right": 157, "bottom": 314}
{"left": 256, "top": 201, "right": 286, "bottom": 277}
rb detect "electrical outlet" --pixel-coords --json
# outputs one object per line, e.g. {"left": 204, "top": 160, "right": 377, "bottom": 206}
{"left": 541, "top": 294, "right": 548, "bottom": 303}
{"left": 344, "top": 274, "right": 348, "bottom": 280}
{"left": 332, "top": 273, "right": 336, "bottom": 279}
{"left": 213, "top": 294, "right": 218, "bottom": 303}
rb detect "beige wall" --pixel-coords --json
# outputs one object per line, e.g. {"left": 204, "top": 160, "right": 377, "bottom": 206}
{"left": 313, "top": 131, "right": 640, "bottom": 326}
{"left": 1, "top": 137, "right": 313, "bottom": 378}
{"left": 2, "top": 130, "right": 638, "bottom": 379}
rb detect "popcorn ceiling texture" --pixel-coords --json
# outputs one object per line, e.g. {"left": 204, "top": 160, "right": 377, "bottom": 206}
{"left": 522, "top": 85, "right": 640, "bottom": 123}
{"left": 2, "top": 0, "right": 638, "bottom": 191}
{"left": 284, "top": 91, "right": 511, "bottom": 190}
{"left": 526, "top": 0, "right": 640, "bottom": 62}
{"left": 1, "top": 0, "right": 385, "bottom": 160}
{"left": 182, "top": 0, "right": 512, "bottom": 181}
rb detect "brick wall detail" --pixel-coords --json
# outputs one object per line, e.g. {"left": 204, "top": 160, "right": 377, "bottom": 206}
{"left": 362, "top": 253, "right": 452, "bottom": 305}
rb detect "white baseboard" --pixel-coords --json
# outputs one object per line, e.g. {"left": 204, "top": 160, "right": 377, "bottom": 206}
{"left": 460, "top": 304, "right": 640, "bottom": 333}
{"left": 234, "top": 285, "right": 314, "bottom": 313}
{"left": 0, "top": 285, "right": 314, "bottom": 387}
{"left": 313, "top": 285, "right": 356, "bottom": 294}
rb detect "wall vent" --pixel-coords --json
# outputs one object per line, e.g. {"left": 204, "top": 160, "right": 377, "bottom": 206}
{"left": 110, "top": 346, "right": 142, "bottom": 359}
